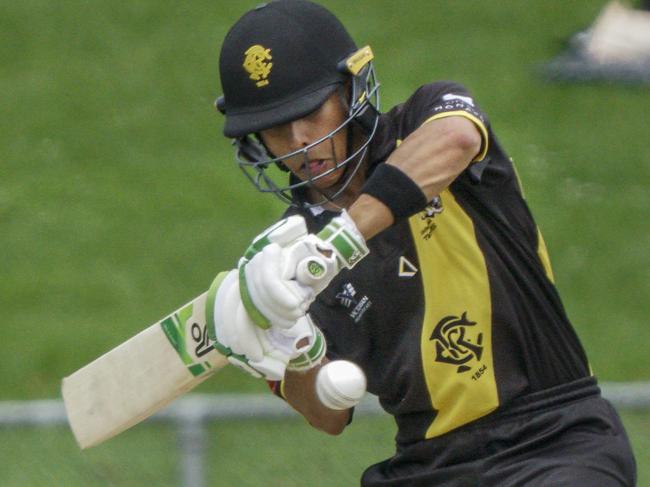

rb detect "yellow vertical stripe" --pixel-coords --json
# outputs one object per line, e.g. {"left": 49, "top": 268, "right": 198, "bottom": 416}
{"left": 510, "top": 158, "right": 526, "bottom": 197}
{"left": 536, "top": 228, "right": 555, "bottom": 283}
{"left": 409, "top": 189, "right": 499, "bottom": 438}
{"left": 511, "top": 159, "right": 554, "bottom": 284}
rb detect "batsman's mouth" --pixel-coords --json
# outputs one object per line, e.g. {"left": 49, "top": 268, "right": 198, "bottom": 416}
{"left": 302, "top": 159, "right": 344, "bottom": 187}
{"left": 304, "top": 159, "right": 328, "bottom": 176}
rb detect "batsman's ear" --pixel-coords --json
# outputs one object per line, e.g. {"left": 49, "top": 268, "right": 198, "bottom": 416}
{"left": 215, "top": 96, "right": 226, "bottom": 114}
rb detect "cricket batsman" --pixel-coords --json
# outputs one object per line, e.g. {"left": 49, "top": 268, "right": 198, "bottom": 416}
{"left": 209, "top": 1, "right": 637, "bottom": 485}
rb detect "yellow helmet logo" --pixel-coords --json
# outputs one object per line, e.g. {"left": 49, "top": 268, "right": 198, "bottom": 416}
{"left": 243, "top": 45, "right": 273, "bottom": 87}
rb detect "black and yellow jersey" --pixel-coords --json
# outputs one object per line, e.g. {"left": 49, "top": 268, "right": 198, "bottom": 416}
{"left": 286, "top": 81, "right": 591, "bottom": 446}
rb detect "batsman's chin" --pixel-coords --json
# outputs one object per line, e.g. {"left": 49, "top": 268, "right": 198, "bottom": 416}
{"left": 307, "top": 166, "right": 346, "bottom": 190}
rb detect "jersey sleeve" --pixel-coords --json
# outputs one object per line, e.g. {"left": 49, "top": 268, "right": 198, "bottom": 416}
{"left": 397, "top": 82, "right": 490, "bottom": 162}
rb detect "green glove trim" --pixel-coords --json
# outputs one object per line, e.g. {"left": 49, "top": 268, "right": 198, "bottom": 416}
{"left": 238, "top": 265, "right": 272, "bottom": 330}
{"left": 206, "top": 271, "right": 229, "bottom": 342}
{"left": 205, "top": 273, "right": 266, "bottom": 378}
{"left": 243, "top": 235, "right": 271, "bottom": 261}
{"left": 317, "top": 218, "right": 368, "bottom": 269}
{"left": 287, "top": 328, "right": 326, "bottom": 371}
{"left": 205, "top": 272, "right": 260, "bottom": 371}
{"left": 243, "top": 218, "right": 300, "bottom": 260}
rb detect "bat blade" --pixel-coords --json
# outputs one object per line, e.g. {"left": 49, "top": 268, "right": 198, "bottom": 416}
{"left": 61, "top": 292, "right": 228, "bottom": 449}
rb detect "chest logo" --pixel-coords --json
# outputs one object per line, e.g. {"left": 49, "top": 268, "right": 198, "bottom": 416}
{"left": 430, "top": 312, "right": 483, "bottom": 373}
{"left": 398, "top": 256, "right": 418, "bottom": 277}
{"left": 336, "top": 283, "right": 358, "bottom": 308}
{"left": 243, "top": 45, "right": 273, "bottom": 87}
{"left": 336, "top": 283, "right": 372, "bottom": 323}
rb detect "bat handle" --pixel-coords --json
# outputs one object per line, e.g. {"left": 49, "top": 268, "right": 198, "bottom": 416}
{"left": 295, "top": 257, "right": 329, "bottom": 286}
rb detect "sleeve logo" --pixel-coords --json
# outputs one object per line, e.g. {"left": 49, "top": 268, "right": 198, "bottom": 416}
{"left": 420, "top": 196, "right": 444, "bottom": 240}
{"left": 442, "top": 93, "right": 475, "bottom": 106}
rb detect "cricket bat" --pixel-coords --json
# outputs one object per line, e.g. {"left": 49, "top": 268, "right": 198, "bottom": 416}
{"left": 62, "top": 290, "right": 228, "bottom": 449}
{"left": 62, "top": 252, "right": 329, "bottom": 449}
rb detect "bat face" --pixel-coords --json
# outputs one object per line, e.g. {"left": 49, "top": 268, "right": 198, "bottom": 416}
{"left": 62, "top": 292, "right": 228, "bottom": 449}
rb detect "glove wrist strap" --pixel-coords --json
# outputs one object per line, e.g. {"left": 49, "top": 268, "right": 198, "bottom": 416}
{"left": 317, "top": 210, "right": 369, "bottom": 269}
{"left": 287, "top": 327, "right": 327, "bottom": 372}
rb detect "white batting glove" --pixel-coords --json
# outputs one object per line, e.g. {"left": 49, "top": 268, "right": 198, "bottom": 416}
{"left": 239, "top": 211, "right": 369, "bottom": 330}
{"left": 206, "top": 270, "right": 326, "bottom": 380}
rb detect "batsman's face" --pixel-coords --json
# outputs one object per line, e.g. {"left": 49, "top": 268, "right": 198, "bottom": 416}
{"left": 259, "top": 93, "right": 348, "bottom": 189}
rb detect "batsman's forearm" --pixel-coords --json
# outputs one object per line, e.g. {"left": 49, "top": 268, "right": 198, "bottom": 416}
{"left": 347, "top": 116, "right": 481, "bottom": 241}
{"left": 283, "top": 359, "right": 351, "bottom": 435}
{"left": 384, "top": 116, "right": 481, "bottom": 201}
{"left": 347, "top": 193, "right": 394, "bottom": 241}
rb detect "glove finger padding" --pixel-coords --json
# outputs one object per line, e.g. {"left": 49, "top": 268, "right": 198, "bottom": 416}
{"left": 241, "top": 243, "right": 314, "bottom": 329}
{"left": 239, "top": 211, "right": 369, "bottom": 332}
{"left": 208, "top": 269, "right": 328, "bottom": 379}
{"left": 282, "top": 235, "right": 340, "bottom": 295}
{"left": 232, "top": 300, "right": 264, "bottom": 363}
{"left": 285, "top": 315, "right": 327, "bottom": 372}
{"left": 210, "top": 269, "right": 291, "bottom": 380}
{"left": 214, "top": 270, "right": 262, "bottom": 361}
{"left": 243, "top": 215, "right": 309, "bottom": 261}
{"left": 258, "top": 245, "right": 310, "bottom": 310}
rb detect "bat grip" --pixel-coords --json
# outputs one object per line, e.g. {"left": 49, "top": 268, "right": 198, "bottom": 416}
{"left": 295, "top": 257, "right": 329, "bottom": 286}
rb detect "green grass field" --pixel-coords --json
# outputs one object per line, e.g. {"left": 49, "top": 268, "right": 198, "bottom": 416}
{"left": 1, "top": 411, "right": 649, "bottom": 486}
{"left": 2, "top": 0, "right": 649, "bottom": 485}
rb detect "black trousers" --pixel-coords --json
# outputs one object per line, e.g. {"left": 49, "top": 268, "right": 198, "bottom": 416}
{"left": 362, "top": 378, "right": 637, "bottom": 487}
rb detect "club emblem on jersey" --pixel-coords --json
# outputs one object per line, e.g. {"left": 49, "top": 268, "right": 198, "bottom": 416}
{"left": 430, "top": 312, "right": 483, "bottom": 373}
{"left": 420, "top": 196, "right": 443, "bottom": 240}
{"left": 243, "top": 45, "right": 273, "bottom": 87}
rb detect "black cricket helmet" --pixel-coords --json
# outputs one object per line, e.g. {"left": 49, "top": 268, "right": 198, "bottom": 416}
{"left": 216, "top": 0, "right": 380, "bottom": 207}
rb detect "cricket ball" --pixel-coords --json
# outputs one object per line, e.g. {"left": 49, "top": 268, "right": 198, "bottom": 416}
{"left": 316, "top": 360, "right": 367, "bottom": 410}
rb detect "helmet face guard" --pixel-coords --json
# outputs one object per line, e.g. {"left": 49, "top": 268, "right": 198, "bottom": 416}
{"left": 233, "top": 50, "right": 381, "bottom": 208}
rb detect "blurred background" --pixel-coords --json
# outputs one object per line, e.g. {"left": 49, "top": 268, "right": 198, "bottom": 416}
{"left": 1, "top": 0, "right": 648, "bottom": 485}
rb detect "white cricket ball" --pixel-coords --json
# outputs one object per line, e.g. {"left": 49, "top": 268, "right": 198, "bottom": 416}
{"left": 316, "top": 360, "right": 367, "bottom": 410}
